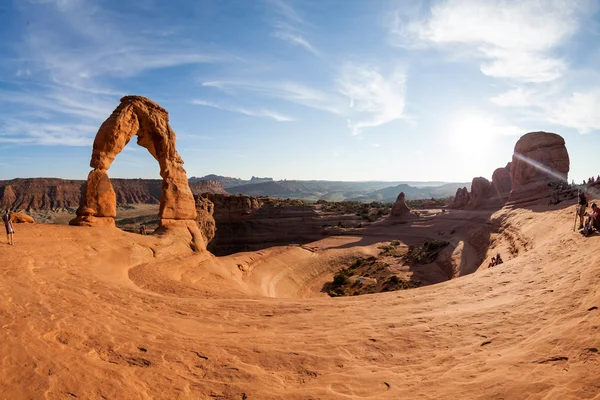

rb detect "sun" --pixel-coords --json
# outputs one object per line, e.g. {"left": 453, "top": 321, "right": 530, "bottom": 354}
{"left": 449, "top": 113, "right": 496, "bottom": 155}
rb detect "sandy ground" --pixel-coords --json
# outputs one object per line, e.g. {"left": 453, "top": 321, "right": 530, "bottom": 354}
{"left": 0, "top": 199, "right": 599, "bottom": 399}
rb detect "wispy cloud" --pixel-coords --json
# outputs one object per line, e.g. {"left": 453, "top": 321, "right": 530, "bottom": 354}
{"left": 267, "top": 0, "right": 320, "bottom": 56}
{"left": 191, "top": 99, "right": 294, "bottom": 122}
{"left": 203, "top": 80, "right": 346, "bottom": 115}
{"left": 0, "top": 119, "right": 97, "bottom": 146}
{"left": 337, "top": 63, "right": 407, "bottom": 135}
{"left": 389, "top": 0, "right": 589, "bottom": 82}
{"left": 1, "top": 0, "right": 225, "bottom": 147}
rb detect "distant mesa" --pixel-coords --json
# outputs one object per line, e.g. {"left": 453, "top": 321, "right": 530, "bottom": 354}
{"left": 189, "top": 175, "right": 274, "bottom": 188}
{"left": 69, "top": 95, "right": 206, "bottom": 251}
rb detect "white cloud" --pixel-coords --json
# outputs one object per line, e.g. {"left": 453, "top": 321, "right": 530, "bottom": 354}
{"left": 202, "top": 80, "right": 346, "bottom": 115}
{"left": 389, "top": 0, "right": 588, "bottom": 82}
{"left": 490, "top": 87, "right": 537, "bottom": 107}
{"left": 267, "top": 0, "right": 319, "bottom": 56}
{"left": 274, "top": 31, "right": 319, "bottom": 56}
{"left": 491, "top": 83, "right": 600, "bottom": 134}
{"left": 192, "top": 99, "right": 294, "bottom": 122}
{"left": 337, "top": 63, "right": 406, "bottom": 135}
{"left": 549, "top": 90, "right": 600, "bottom": 134}
{"left": 0, "top": 119, "right": 97, "bottom": 146}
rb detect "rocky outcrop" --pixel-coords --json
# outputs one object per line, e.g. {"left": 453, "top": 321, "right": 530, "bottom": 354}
{"left": 466, "top": 177, "right": 494, "bottom": 209}
{"left": 449, "top": 187, "right": 470, "bottom": 209}
{"left": 10, "top": 212, "right": 35, "bottom": 224}
{"left": 205, "top": 194, "right": 330, "bottom": 256}
{"left": 450, "top": 176, "right": 506, "bottom": 210}
{"left": 195, "top": 195, "right": 216, "bottom": 245}
{"left": 70, "top": 96, "right": 204, "bottom": 250}
{"left": 492, "top": 163, "right": 512, "bottom": 202}
{"left": 509, "top": 132, "right": 569, "bottom": 203}
{"left": 390, "top": 192, "right": 412, "bottom": 217}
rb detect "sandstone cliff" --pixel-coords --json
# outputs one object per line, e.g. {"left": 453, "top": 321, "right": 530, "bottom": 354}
{"left": 0, "top": 178, "right": 227, "bottom": 211}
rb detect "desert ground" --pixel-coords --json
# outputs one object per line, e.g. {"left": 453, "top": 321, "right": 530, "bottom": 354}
{"left": 1, "top": 196, "right": 599, "bottom": 400}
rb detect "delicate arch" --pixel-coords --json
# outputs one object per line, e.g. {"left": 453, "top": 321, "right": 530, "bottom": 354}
{"left": 70, "top": 96, "right": 201, "bottom": 247}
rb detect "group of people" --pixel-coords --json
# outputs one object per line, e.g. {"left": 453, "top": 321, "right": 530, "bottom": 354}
{"left": 488, "top": 253, "right": 504, "bottom": 268}
{"left": 577, "top": 190, "right": 600, "bottom": 235}
{"left": 583, "top": 176, "right": 600, "bottom": 185}
{"left": 2, "top": 210, "right": 15, "bottom": 246}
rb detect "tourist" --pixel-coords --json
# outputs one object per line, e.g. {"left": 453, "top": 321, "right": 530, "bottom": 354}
{"left": 577, "top": 190, "right": 589, "bottom": 229}
{"left": 139, "top": 223, "right": 147, "bottom": 235}
{"left": 584, "top": 203, "right": 600, "bottom": 235}
{"left": 495, "top": 253, "right": 504, "bottom": 265}
{"left": 2, "top": 210, "right": 14, "bottom": 246}
{"left": 488, "top": 255, "right": 497, "bottom": 268}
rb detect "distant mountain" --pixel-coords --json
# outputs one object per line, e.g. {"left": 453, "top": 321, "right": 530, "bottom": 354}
{"left": 226, "top": 180, "right": 470, "bottom": 202}
{"left": 189, "top": 174, "right": 274, "bottom": 188}
{"left": 351, "top": 182, "right": 472, "bottom": 203}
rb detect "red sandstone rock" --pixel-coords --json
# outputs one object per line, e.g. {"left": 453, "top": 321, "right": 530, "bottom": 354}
{"left": 0, "top": 178, "right": 227, "bottom": 212}
{"left": 449, "top": 187, "right": 470, "bottom": 209}
{"left": 10, "top": 212, "right": 35, "bottom": 224}
{"left": 195, "top": 195, "right": 216, "bottom": 245}
{"left": 509, "top": 132, "right": 569, "bottom": 202}
{"left": 467, "top": 177, "right": 495, "bottom": 209}
{"left": 390, "top": 192, "right": 412, "bottom": 217}
{"left": 70, "top": 96, "right": 202, "bottom": 250}
{"left": 492, "top": 163, "right": 512, "bottom": 201}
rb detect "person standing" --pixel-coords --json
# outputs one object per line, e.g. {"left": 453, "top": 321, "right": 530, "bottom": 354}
{"left": 2, "top": 210, "right": 14, "bottom": 245}
{"left": 577, "top": 190, "right": 589, "bottom": 230}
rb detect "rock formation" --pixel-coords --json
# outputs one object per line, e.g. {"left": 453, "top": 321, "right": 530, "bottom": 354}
{"left": 10, "top": 213, "right": 35, "bottom": 224}
{"left": 205, "top": 194, "right": 341, "bottom": 256}
{"left": 491, "top": 163, "right": 512, "bottom": 202}
{"left": 70, "top": 96, "right": 204, "bottom": 250}
{"left": 448, "top": 187, "right": 470, "bottom": 209}
{"left": 509, "top": 132, "right": 570, "bottom": 203}
{"left": 390, "top": 192, "right": 413, "bottom": 217}
{"left": 195, "top": 195, "right": 216, "bottom": 245}
{"left": 467, "top": 177, "right": 495, "bottom": 209}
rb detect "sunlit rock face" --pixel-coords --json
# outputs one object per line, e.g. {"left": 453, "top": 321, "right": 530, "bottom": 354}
{"left": 70, "top": 96, "right": 205, "bottom": 251}
{"left": 509, "top": 132, "right": 570, "bottom": 203}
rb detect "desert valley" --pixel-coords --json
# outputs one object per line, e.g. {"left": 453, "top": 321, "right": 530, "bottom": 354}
{"left": 0, "top": 95, "right": 598, "bottom": 399}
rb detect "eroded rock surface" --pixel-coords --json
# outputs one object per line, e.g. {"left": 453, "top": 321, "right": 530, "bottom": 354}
{"left": 449, "top": 187, "right": 470, "bottom": 209}
{"left": 390, "top": 192, "right": 412, "bottom": 217}
{"left": 70, "top": 96, "right": 202, "bottom": 249}
{"left": 509, "top": 132, "right": 569, "bottom": 203}
{"left": 10, "top": 213, "right": 35, "bottom": 224}
{"left": 492, "top": 163, "right": 512, "bottom": 202}
{"left": 195, "top": 195, "right": 216, "bottom": 245}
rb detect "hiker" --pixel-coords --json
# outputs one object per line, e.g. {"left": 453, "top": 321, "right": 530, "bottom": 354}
{"left": 488, "top": 255, "right": 497, "bottom": 268}
{"left": 584, "top": 203, "right": 600, "bottom": 235}
{"left": 139, "top": 223, "right": 147, "bottom": 235}
{"left": 495, "top": 253, "right": 504, "bottom": 265}
{"left": 577, "top": 190, "right": 589, "bottom": 229}
{"left": 2, "top": 210, "right": 14, "bottom": 246}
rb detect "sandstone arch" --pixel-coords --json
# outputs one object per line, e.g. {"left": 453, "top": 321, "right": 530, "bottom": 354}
{"left": 70, "top": 96, "right": 203, "bottom": 248}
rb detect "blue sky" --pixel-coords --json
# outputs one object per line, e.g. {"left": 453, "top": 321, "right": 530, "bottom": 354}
{"left": 0, "top": 0, "right": 599, "bottom": 183}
